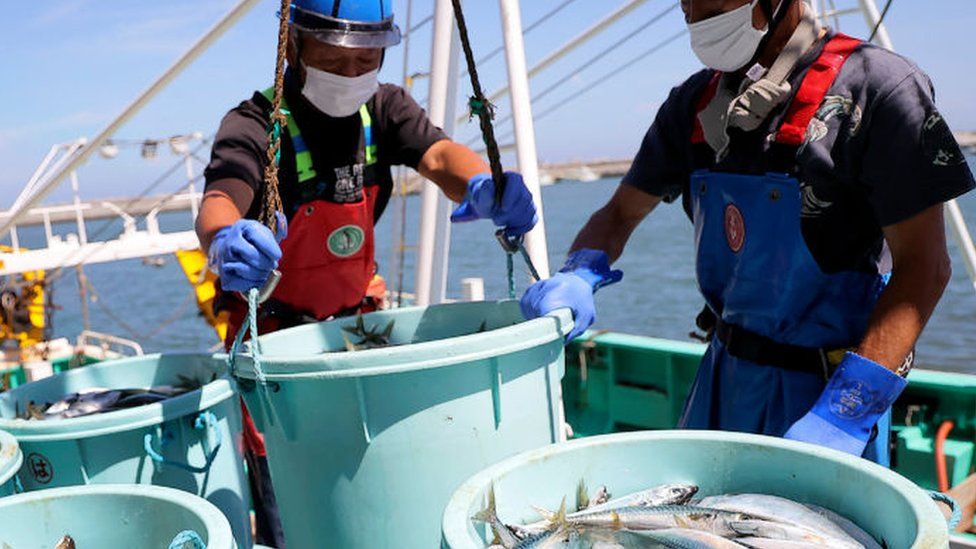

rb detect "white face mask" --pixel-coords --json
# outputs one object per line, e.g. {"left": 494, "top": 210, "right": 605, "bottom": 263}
{"left": 689, "top": 0, "right": 767, "bottom": 72}
{"left": 301, "top": 63, "right": 379, "bottom": 118}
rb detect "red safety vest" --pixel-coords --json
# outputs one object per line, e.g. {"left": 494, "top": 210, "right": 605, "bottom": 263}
{"left": 221, "top": 93, "right": 384, "bottom": 349}
{"left": 692, "top": 33, "right": 861, "bottom": 149}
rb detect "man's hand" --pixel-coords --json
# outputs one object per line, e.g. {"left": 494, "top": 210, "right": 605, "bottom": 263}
{"left": 450, "top": 172, "right": 538, "bottom": 237}
{"left": 520, "top": 249, "right": 622, "bottom": 341}
{"left": 784, "top": 352, "right": 907, "bottom": 456}
{"left": 209, "top": 213, "right": 287, "bottom": 292}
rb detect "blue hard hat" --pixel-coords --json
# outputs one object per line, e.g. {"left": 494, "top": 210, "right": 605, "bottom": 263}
{"left": 290, "top": 0, "right": 401, "bottom": 48}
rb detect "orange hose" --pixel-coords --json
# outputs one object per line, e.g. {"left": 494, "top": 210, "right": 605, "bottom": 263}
{"left": 935, "top": 420, "right": 955, "bottom": 493}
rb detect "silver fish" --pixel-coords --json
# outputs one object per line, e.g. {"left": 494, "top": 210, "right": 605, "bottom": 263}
{"left": 592, "top": 486, "right": 611, "bottom": 507}
{"left": 736, "top": 538, "right": 824, "bottom": 548}
{"left": 472, "top": 485, "right": 521, "bottom": 549}
{"left": 538, "top": 505, "right": 751, "bottom": 537}
{"left": 584, "top": 484, "right": 699, "bottom": 514}
{"left": 728, "top": 519, "right": 856, "bottom": 548}
{"left": 619, "top": 529, "right": 747, "bottom": 548}
{"left": 803, "top": 504, "right": 882, "bottom": 549}
{"left": 516, "top": 484, "right": 699, "bottom": 537}
{"left": 698, "top": 494, "right": 862, "bottom": 548}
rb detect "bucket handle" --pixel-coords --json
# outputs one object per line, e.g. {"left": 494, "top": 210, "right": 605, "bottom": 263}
{"left": 144, "top": 411, "right": 222, "bottom": 474}
{"left": 929, "top": 490, "right": 962, "bottom": 530}
{"left": 168, "top": 529, "right": 206, "bottom": 549}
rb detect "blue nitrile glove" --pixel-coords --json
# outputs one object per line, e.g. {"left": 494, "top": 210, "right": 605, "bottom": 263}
{"left": 450, "top": 172, "right": 538, "bottom": 237}
{"left": 784, "top": 352, "right": 908, "bottom": 456}
{"left": 209, "top": 212, "right": 288, "bottom": 292}
{"left": 520, "top": 249, "right": 623, "bottom": 341}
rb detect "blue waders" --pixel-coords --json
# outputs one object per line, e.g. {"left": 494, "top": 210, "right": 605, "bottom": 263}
{"left": 676, "top": 35, "right": 895, "bottom": 465}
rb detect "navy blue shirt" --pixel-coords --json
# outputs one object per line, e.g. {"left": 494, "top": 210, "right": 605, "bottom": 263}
{"left": 623, "top": 33, "right": 974, "bottom": 274}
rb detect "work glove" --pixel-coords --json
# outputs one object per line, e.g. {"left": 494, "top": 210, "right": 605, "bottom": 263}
{"left": 209, "top": 212, "right": 288, "bottom": 293}
{"left": 450, "top": 172, "right": 538, "bottom": 237}
{"left": 784, "top": 352, "right": 907, "bottom": 456}
{"left": 520, "top": 249, "right": 623, "bottom": 341}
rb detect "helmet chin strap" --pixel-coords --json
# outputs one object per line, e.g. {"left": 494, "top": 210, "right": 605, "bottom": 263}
{"left": 749, "top": 0, "right": 797, "bottom": 69}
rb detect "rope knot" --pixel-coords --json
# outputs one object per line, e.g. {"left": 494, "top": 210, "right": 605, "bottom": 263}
{"left": 467, "top": 96, "right": 495, "bottom": 120}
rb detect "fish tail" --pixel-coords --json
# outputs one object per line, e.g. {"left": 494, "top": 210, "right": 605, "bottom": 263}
{"left": 576, "top": 478, "right": 589, "bottom": 511}
{"left": 472, "top": 483, "right": 498, "bottom": 524}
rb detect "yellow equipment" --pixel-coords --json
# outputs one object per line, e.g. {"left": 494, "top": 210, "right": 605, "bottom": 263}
{"left": 174, "top": 248, "right": 228, "bottom": 343}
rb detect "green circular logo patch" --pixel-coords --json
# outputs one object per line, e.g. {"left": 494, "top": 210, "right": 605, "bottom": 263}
{"left": 327, "top": 225, "right": 366, "bottom": 257}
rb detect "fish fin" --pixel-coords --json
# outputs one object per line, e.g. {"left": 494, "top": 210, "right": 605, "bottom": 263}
{"left": 531, "top": 505, "right": 556, "bottom": 522}
{"left": 472, "top": 484, "right": 498, "bottom": 524}
{"left": 382, "top": 320, "right": 395, "bottom": 339}
{"left": 556, "top": 497, "right": 568, "bottom": 525}
{"left": 576, "top": 478, "right": 589, "bottom": 511}
{"left": 341, "top": 333, "right": 357, "bottom": 353}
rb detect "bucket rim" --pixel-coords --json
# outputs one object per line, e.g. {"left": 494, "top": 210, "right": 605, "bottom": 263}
{"left": 441, "top": 430, "right": 948, "bottom": 549}
{"left": 0, "top": 429, "right": 22, "bottom": 487}
{"left": 228, "top": 304, "right": 574, "bottom": 381}
{"left": 0, "top": 483, "right": 235, "bottom": 547}
{"left": 0, "top": 353, "right": 236, "bottom": 442}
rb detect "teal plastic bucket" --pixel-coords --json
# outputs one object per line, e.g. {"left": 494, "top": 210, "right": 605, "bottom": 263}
{"left": 0, "top": 428, "right": 22, "bottom": 497}
{"left": 231, "top": 300, "right": 572, "bottom": 549}
{"left": 0, "top": 484, "right": 235, "bottom": 548}
{"left": 0, "top": 353, "right": 252, "bottom": 547}
{"left": 442, "top": 430, "right": 949, "bottom": 548}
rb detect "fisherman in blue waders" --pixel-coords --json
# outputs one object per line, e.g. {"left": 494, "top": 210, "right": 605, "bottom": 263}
{"left": 522, "top": 0, "right": 975, "bottom": 465}
{"left": 196, "top": 1, "right": 537, "bottom": 545}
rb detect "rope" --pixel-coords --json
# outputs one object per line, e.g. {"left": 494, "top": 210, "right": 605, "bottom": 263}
{"left": 929, "top": 490, "right": 962, "bottom": 530}
{"left": 226, "top": 288, "right": 267, "bottom": 386}
{"left": 259, "top": 0, "right": 292, "bottom": 231}
{"left": 868, "top": 0, "right": 894, "bottom": 42}
{"left": 464, "top": 3, "right": 680, "bottom": 149}
{"left": 449, "top": 0, "right": 542, "bottom": 297}
{"left": 450, "top": 0, "right": 506, "bottom": 206}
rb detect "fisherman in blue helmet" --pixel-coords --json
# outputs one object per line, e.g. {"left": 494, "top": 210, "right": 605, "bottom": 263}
{"left": 197, "top": 1, "right": 537, "bottom": 545}
{"left": 523, "top": 0, "right": 974, "bottom": 465}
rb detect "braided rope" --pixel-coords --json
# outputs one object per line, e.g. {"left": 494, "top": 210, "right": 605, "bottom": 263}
{"left": 260, "top": 0, "right": 292, "bottom": 231}
{"left": 449, "top": 0, "right": 506, "bottom": 206}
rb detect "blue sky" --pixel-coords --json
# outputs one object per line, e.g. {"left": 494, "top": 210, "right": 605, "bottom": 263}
{"left": 1, "top": 0, "right": 974, "bottom": 204}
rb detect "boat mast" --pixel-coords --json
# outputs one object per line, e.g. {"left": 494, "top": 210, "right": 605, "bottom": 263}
{"left": 498, "top": 0, "right": 551, "bottom": 278}
{"left": 415, "top": 0, "right": 462, "bottom": 306}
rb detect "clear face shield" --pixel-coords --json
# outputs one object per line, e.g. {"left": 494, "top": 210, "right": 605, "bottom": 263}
{"left": 290, "top": 6, "right": 401, "bottom": 49}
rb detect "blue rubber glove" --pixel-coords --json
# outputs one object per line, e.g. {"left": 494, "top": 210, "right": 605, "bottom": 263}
{"left": 209, "top": 212, "right": 287, "bottom": 293}
{"left": 784, "top": 352, "right": 907, "bottom": 456}
{"left": 450, "top": 172, "right": 538, "bottom": 237}
{"left": 520, "top": 249, "right": 623, "bottom": 341}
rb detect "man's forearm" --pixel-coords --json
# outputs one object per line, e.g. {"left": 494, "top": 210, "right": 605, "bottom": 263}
{"left": 569, "top": 185, "right": 662, "bottom": 263}
{"left": 417, "top": 140, "right": 489, "bottom": 202}
{"left": 195, "top": 178, "right": 254, "bottom": 251}
{"left": 856, "top": 259, "right": 951, "bottom": 371}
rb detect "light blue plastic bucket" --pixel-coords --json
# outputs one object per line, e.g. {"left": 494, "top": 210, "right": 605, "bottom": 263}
{"left": 0, "top": 428, "right": 22, "bottom": 497}
{"left": 0, "top": 484, "right": 235, "bottom": 548}
{"left": 442, "top": 430, "right": 949, "bottom": 548}
{"left": 0, "top": 353, "right": 251, "bottom": 547}
{"left": 231, "top": 300, "right": 573, "bottom": 549}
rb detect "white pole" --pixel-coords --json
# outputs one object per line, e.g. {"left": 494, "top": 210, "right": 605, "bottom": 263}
{"left": 184, "top": 155, "right": 199, "bottom": 221}
{"left": 498, "top": 0, "right": 551, "bottom": 279}
{"left": 69, "top": 171, "right": 88, "bottom": 245}
{"left": 946, "top": 201, "right": 976, "bottom": 294}
{"left": 858, "top": 0, "right": 976, "bottom": 296}
{"left": 0, "top": 0, "right": 262, "bottom": 238}
{"left": 857, "top": 0, "right": 893, "bottom": 48}
{"left": 415, "top": 0, "right": 460, "bottom": 306}
{"left": 10, "top": 144, "right": 59, "bottom": 212}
